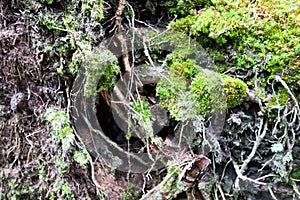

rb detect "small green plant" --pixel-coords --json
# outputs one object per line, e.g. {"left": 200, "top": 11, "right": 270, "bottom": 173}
{"left": 81, "top": 47, "right": 120, "bottom": 97}
{"left": 267, "top": 87, "right": 291, "bottom": 108}
{"left": 131, "top": 98, "right": 152, "bottom": 123}
{"left": 40, "top": 0, "right": 53, "bottom": 5}
{"left": 38, "top": 165, "right": 47, "bottom": 183}
{"left": 44, "top": 108, "right": 74, "bottom": 145}
{"left": 122, "top": 183, "right": 140, "bottom": 200}
{"left": 40, "top": 13, "right": 65, "bottom": 34}
{"left": 48, "top": 179, "right": 75, "bottom": 200}
{"left": 4, "top": 179, "right": 35, "bottom": 200}
{"left": 73, "top": 148, "right": 89, "bottom": 166}
{"left": 125, "top": 132, "right": 132, "bottom": 140}
{"left": 55, "top": 156, "right": 70, "bottom": 174}
{"left": 43, "top": 108, "right": 74, "bottom": 175}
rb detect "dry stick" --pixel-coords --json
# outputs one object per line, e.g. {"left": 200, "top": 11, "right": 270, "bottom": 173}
{"left": 140, "top": 163, "right": 187, "bottom": 200}
{"left": 274, "top": 75, "right": 300, "bottom": 115}
{"left": 273, "top": 76, "right": 299, "bottom": 196}
{"left": 240, "top": 118, "right": 268, "bottom": 173}
{"left": 115, "top": 0, "right": 125, "bottom": 26}
{"left": 292, "top": 181, "right": 300, "bottom": 197}
{"left": 233, "top": 160, "right": 267, "bottom": 187}
{"left": 216, "top": 183, "right": 226, "bottom": 200}
{"left": 115, "top": 0, "right": 131, "bottom": 72}
{"left": 233, "top": 118, "right": 268, "bottom": 189}
{"left": 268, "top": 186, "right": 278, "bottom": 200}
{"left": 117, "top": 33, "right": 131, "bottom": 72}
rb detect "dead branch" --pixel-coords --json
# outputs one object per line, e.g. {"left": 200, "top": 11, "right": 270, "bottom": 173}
{"left": 233, "top": 118, "right": 269, "bottom": 190}
{"left": 274, "top": 75, "right": 300, "bottom": 117}
{"left": 115, "top": 0, "right": 131, "bottom": 72}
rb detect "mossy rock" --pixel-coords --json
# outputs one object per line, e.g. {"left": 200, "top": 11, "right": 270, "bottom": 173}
{"left": 157, "top": 67, "right": 226, "bottom": 120}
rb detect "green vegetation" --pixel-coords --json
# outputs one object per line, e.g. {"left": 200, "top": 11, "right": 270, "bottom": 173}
{"left": 0, "top": 177, "right": 34, "bottom": 200}
{"left": 222, "top": 75, "right": 248, "bottom": 108}
{"left": 43, "top": 108, "right": 89, "bottom": 198}
{"left": 44, "top": 108, "right": 74, "bottom": 148}
{"left": 122, "top": 183, "right": 140, "bottom": 200}
{"left": 82, "top": 47, "right": 120, "bottom": 97}
{"left": 3, "top": 0, "right": 300, "bottom": 199}
{"left": 163, "top": 0, "right": 300, "bottom": 198}
{"left": 131, "top": 98, "right": 152, "bottom": 123}
{"left": 169, "top": 0, "right": 300, "bottom": 100}
{"left": 157, "top": 54, "right": 247, "bottom": 120}
{"left": 73, "top": 149, "right": 90, "bottom": 166}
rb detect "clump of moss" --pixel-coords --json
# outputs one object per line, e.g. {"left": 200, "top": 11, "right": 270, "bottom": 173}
{"left": 157, "top": 56, "right": 226, "bottom": 120}
{"left": 82, "top": 47, "right": 120, "bottom": 97}
{"left": 157, "top": 71, "right": 190, "bottom": 121}
{"left": 157, "top": 58, "right": 248, "bottom": 120}
{"left": 168, "top": 56, "right": 200, "bottom": 79}
{"left": 222, "top": 75, "right": 248, "bottom": 108}
{"left": 190, "top": 70, "right": 225, "bottom": 115}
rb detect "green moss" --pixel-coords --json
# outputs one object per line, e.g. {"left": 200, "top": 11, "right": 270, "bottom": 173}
{"left": 82, "top": 47, "right": 120, "bottom": 97}
{"left": 191, "top": 70, "right": 226, "bottom": 115}
{"left": 167, "top": 53, "right": 201, "bottom": 79}
{"left": 157, "top": 57, "right": 226, "bottom": 120}
{"left": 73, "top": 149, "right": 89, "bottom": 166}
{"left": 39, "top": 0, "right": 105, "bottom": 77}
{"left": 267, "top": 87, "right": 291, "bottom": 108}
{"left": 222, "top": 75, "right": 248, "bottom": 108}
{"left": 157, "top": 60, "right": 247, "bottom": 120}
{"left": 169, "top": 0, "right": 300, "bottom": 103}
{"left": 157, "top": 71, "right": 189, "bottom": 121}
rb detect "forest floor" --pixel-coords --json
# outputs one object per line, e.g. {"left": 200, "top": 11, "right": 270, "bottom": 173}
{"left": 1, "top": 1, "right": 299, "bottom": 200}
{"left": 0, "top": 2, "right": 101, "bottom": 199}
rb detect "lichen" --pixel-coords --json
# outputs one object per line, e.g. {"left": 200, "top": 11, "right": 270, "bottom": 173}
{"left": 82, "top": 47, "right": 120, "bottom": 97}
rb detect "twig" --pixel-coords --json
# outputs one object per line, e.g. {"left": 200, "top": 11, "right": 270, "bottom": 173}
{"left": 142, "top": 38, "right": 156, "bottom": 68}
{"left": 274, "top": 75, "right": 300, "bottom": 115}
{"left": 233, "top": 160, "right": 267, "bottom": 187}
{"left": 233, "top": 118, "right": 268, "bottom": 190}
{"left": 117, "top": 32, "right": 131, "bottom": 72}
{"left": 268, "top": 186, "right": 278, "bottom": 200}
{"left": 239, "top": 118, "right": 268, "bottom": 173}
{"left": 115, "top": 0, "right": 126, "bottom": 27}
{"left": 220, "top": 159, "right": 232, "bottom": 181}
{"left": 115, "top": 0, "right": 131, "bottom": 72}
{"left": 89, "top": 157, "right": 107, "bottom": 196}
{"left": 140, "top": 164, "right": 184, "bottom": 200}
{"left": 216, "top": 183, "right": 226, "bottom": 200}
{"left": 291, "top": 181, "right": 300, "bottom": 198}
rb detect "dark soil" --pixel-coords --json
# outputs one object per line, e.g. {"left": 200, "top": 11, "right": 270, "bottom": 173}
{"left": 0, "top": 0, "right": 171, "bottom": 199}
{"left": 0, "top": 2, "right": 99, "bottom": 199}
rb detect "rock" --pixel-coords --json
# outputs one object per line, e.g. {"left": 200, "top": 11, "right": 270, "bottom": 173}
{"left": 10, "top": 92, "right": 25, "bottom": 111}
